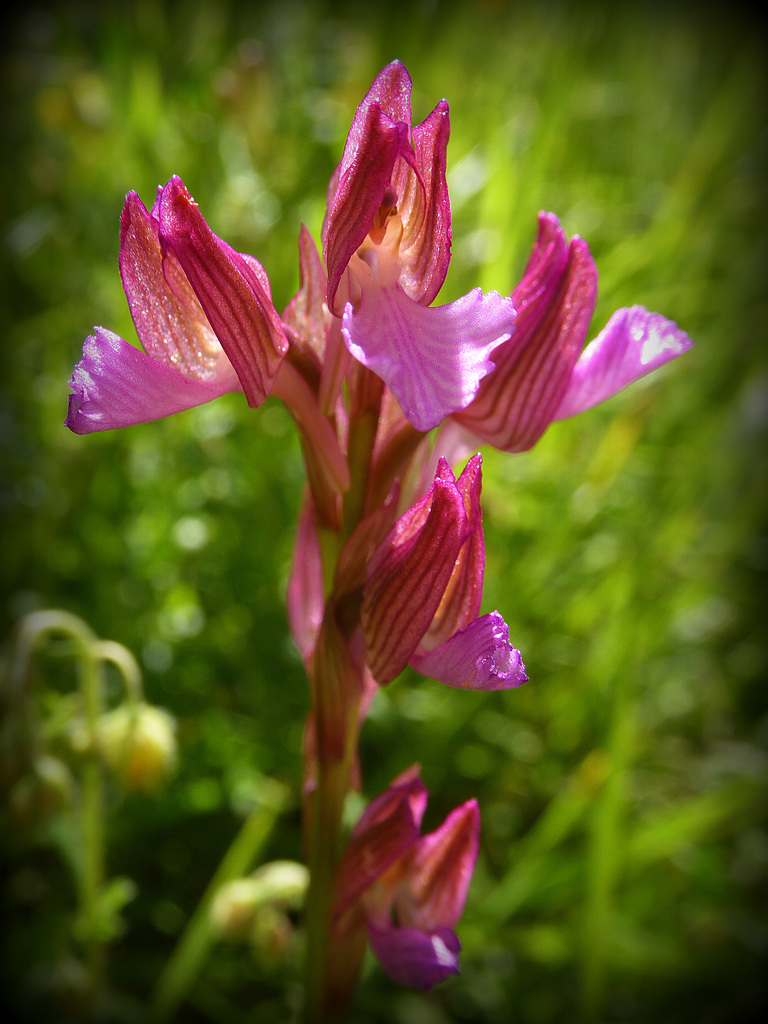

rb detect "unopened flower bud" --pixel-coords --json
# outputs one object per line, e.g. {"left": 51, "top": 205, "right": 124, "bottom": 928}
{"left": 97, "top": 702, "right": 177, "bottom": 791}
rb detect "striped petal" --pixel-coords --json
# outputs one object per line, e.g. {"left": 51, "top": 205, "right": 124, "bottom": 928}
{"left": 454, "top": 211, "right": 597, "bottom": 451}
{"left": 158, "top": 176, "right": 288, "bottom": 407}
{"left": 362, "top": 458, "right": 469, "bottom": 684}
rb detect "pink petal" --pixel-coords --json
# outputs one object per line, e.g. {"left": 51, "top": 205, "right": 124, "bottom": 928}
{"left": 421, "top": 453, "right": 485, "bottom": 650}
{"left": 454, "top": 211, "right": 597, "bottom": 451}
{"left": 324, "top": 105, "right": 410, "bottom": 316}
{"left": 410, "top": 611, "right": 528, "bottom": 691}
{"left": 367, "top": 920, "right": 461, "bottom": 990}
{"left": 394, "top": 99, "right": 452, "bottom": 306}
{"left": 118, "top": 192, "right": 234, "bottom": 384}
{"left": 342, "top": 282, "right": 515, "bottom": 432}
{"left": 282, "top": 224, "right": 328, "bottom": 367}
{"left": 397, "top": 799, "right": 480, "bottom": 932}
{"left": 158, "top": 176, "right": 288, "bottom": 407}
{"left": 334, "top": 769, "right": 427, "bottom": 919}
{"left": 65, "top": 327, "right": 238, "bottom": 434}
{"left": 362, "top": 460, "right": 469, "bottom": 685}
{"left": 554, "top": 305, "right": 693, "bottom": 420}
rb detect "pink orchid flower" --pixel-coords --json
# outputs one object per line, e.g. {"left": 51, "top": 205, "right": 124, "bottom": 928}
{"left": 333, "top": 765, "right": 480, "bottom": 990}
{"left": 362, "top": 454, "right": 527, "bottom": 690}
{"left": 323, "top": 60, "right": 517, "bottom": 433}
{"left": 453, "top": 211, "right": 693, "bottom": 451}
{"left": 66, "top": 176, "right": 288, "bottom": 434}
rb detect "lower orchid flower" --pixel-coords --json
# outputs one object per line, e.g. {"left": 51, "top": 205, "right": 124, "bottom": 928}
{"left": 332, "top": 765, "right": 480, "bottom": 992}
{"left": 66, "top": 176, "right": 288, "bottom": 434}
{"left": 362, "top": 453, "right": 528, "bottom": 690}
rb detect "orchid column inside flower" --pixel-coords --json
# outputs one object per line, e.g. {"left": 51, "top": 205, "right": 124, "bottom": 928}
{"left": 323, "top": 60, "right": 517, "bottom": 432}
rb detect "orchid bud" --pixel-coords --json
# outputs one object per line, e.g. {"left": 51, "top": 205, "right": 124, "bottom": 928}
{"left": 96, "top": 702, "right": 177, "bottom": 792}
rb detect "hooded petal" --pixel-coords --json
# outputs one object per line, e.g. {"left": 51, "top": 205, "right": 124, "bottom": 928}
{"left": 393, "top": 99, "right": 452, "bottom": 305}
{"left": 362, "top": 459, "right": 469, "bottom": 684}
{"left": 119, "top": 191, "right": 236, "bottom": 383}
{"left": 342, "top": 282, "right": 515, "bottom": 432}
{"left": 554, "top": 305, "right": 693, "bottom": 420}
{"left": 410, "top": 611, "right": 528, "bottom": 691}
{"left": 395, "top": 799, "right": 480, "bottom": 932}
{"left": 367, "top": 921, "right": 461, "bottom": 990}
{"left": 324, "top": 103, "right": 412, "bottom": 315}
{"left": 65, "top": 327, "right": 238, "bottom": 434}
{"left": 421, "top": 453, "right": 485, "bottom": 650}
{"left": 334, "top": 767, "right": 428, "bottom": 919}
{"left": 158, "top": 176, "right": 288, "bottom": 407}
{"left": 454, "top": 211, "right": 597, "bottom": 451}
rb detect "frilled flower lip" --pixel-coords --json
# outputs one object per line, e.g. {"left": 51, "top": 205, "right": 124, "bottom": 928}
{"left": 362, "top": 455, "right": 527, "bottom": 689}
{"left": 342, "top": 282, "right": 516, "bottom": 432}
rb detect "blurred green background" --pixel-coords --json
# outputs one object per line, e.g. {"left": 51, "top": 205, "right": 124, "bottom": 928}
{"left": 1, "top": 1, "right": 766, "bottom": 1022}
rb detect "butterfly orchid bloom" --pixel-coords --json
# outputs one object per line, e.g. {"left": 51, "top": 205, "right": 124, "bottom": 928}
{"left": 333, "top": 765, "right": 480, "bottom": 991}
{"left": 323, "top": 60, "right": 516, "bottom": 432}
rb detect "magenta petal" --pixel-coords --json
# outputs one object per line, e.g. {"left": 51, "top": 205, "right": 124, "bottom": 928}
{"left": 398, "top": 800, "right": 480, "bottom": 932}
{"left": 158, "top": 176, "right": 288, "bottom": 407}
{"left": 119, "top": 191, "right": 233, "bottom": 382}
{"left": 362, "top": 461, "right": 469, "bottom": 685}
{"left": 410, "top": 611, "right": 528, "bottom": 690}
{"left": 554, "top": 305, "right": 693, "bottom": 420}
{"left": 343, "top": 283, "right": 515, "bottom": 431}
{"left": 65, "top": 328, "right": 237, "bottom": 434}
{"left": 367, "top": 920, "right": 461, "bottom": 990}
{"left": 396, "top": 99, "right": 452, "bottom": 305}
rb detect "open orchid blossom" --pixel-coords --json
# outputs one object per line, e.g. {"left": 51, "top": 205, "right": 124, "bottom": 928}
{"left": 333, "top": 765, "right": 479, "bottom": 991}
{"left": 323, "top": 60, "right": 516, "bottom": 432}
{"left": 66, "top": 176, "right": 288, "bottom": 434}
{"left": 453, "top": 211, "right": 693, "bottom": 451}
{"left": 362, "top": 454, "right": 527, "bottom": 690}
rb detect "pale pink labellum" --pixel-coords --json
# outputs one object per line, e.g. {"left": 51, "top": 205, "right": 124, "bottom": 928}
{"left": 554, "top": 305, "right": 693, "bottom": 420}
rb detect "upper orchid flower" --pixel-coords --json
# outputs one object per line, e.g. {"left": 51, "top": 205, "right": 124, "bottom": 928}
{"left": 453, "top": 211, "right": 693, "bottom": 451}
{"left": 332, "top": 765, "right": 480, "bottom": 991}
{"left": 323, "top": 61, "right": 516, "bottom": 433}
{"left": 362, "top": 454, "right": 527, "bottom": 690}
{"left": 66, "top": 176, "right": 288, "bottom": 434}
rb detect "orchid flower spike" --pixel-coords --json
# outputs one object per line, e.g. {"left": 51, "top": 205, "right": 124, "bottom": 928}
{"left": 323, "top": 60, "right": 516, "bottom": 432}
{"left": 362, "top": 453, "right": 527, "bottom": 690}
{"left": 333, "top": 765, "right": 480, "bottom": 990}
{"left": 66, "top": 176, "right": 288, "bottom": 434}
{"left": 454, "top": 211, "right": 693, "bottom": 451}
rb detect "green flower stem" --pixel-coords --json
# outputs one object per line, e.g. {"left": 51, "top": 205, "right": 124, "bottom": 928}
{"left": 301, "top": 410, "right": 374, "bottom": 1022}
{"left": 302, "top": 754, "right": 352, "bottom": 1024}
{"left": 149, "top": 781, "right": 287, "bottom": 1023}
